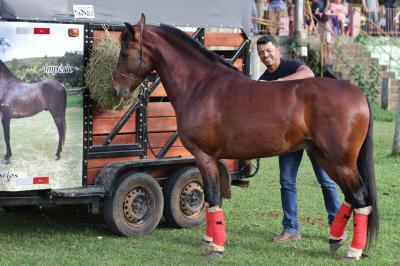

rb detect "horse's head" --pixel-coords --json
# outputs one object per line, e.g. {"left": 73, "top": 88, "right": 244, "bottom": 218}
{"left": 112, "top": 14, "right": 154, "bottom": 100}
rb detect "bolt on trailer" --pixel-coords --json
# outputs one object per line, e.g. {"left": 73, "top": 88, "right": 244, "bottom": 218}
{"left": 0, "top": 0, "right": 258, "bottom": 236}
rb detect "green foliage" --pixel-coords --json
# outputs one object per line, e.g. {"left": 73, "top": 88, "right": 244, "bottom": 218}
{"left": 354, "top": 31, "right": 368, "bottom": 45}
{"left": 372, "top": 102, "right": 396, "bottom": 122}
{"left": 5, "top": 53, "right": 83, "bottom": 88}
{"left": 289, "top": 41, "right": 323, "bottom": 77}
{"left": 350, "top": 62, "right": 380, "bottom": 104}
{"left": 54, "top": 51, "right": 84, "bottom": 88}
{"left": 67, "top": 95, "right": 83, "bottom": 108}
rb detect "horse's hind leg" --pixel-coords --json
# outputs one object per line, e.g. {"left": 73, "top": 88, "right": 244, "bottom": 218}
{"left": 311, "top": 153, "right": 372, "bottom": 260}
{"left": 49, "top": 105, "right": 66, "bottom": 160}
{"left": 1, "top": 109, "right": 12, "bottom": 164}
{"left": 193, "top": 151, "right": 225, "bottom": 258}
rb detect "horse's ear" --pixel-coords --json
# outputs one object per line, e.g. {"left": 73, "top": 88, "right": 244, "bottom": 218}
{"left": 124, "top": 22, "right": 135, "bottom": 35}
{"left": 137, "top": 13, "right": 146, "bottom": 25}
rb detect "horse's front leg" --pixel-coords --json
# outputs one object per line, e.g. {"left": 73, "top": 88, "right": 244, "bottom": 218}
{"left": 194, "top": 152, "right": 226, "bottom": 258}
{"left": 1, "top": 109, "right": 12, "bottom": 164}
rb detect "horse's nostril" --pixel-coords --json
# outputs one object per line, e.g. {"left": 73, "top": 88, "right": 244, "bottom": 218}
{"left": 111, "top": 88, "right": 117, "bottom": 97}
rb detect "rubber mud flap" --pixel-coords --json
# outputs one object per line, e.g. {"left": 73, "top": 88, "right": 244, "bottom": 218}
{"left": 218, "top": 161, "right": 231, "bottom": 199}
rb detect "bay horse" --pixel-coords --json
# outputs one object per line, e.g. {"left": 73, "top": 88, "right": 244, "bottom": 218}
{"left": 112, "top": 15, "right": 378, "bottom": 260}
{"left": 0, "top": 60, "right": 66, "bottom": 163}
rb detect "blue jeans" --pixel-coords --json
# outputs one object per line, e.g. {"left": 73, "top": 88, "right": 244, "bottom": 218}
{"left": 279, "top": 150, "right": 340, "bottom": 234}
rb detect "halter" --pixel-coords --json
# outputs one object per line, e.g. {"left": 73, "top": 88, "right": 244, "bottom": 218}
{"left": 116, "top": 22, "right": 145, "bottom": 81}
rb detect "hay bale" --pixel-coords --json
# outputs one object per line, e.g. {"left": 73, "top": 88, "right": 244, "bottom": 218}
{"left": 85, "top": 30, "right": 141, "bottom": 110}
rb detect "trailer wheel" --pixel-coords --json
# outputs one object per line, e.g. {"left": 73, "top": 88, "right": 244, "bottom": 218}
{"left": 103, "top": 172, "right": 163, "bottom": 236}
{"left": 163, "top": 167, "right": 205, "bottom": 228}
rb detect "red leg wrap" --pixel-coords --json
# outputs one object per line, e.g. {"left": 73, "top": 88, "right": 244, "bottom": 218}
{"left": 205, "top": 208, "right": 213, "bottom": 239}
{"left": 209, "top": 210, "right": 226, "bottom": 247}
{"left": 351, "top": 213, "right": 368, "bottom": 250}
{"left": 330, "top": 203, "right": 352, "bottom": 239}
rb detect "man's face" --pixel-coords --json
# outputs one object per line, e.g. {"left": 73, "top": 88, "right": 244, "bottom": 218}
{"left": 257, "top": 42, "right": 280, "bottom": 68}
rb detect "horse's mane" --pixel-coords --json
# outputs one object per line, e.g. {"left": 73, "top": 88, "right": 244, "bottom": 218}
{"left": 158, "top": 24, "right": 239, "bottom": 72}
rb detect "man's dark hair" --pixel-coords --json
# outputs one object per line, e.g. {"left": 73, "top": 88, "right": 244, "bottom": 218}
{"left": 256, "top": 35, "right": 278, "bottom": 47}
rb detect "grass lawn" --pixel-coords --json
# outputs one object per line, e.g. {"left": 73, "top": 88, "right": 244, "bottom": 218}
{"left": 0, "top": 120, "right": 399, "bottom": 265}
{"left": 0, "top": 106, "right": 83, "bottom": 190}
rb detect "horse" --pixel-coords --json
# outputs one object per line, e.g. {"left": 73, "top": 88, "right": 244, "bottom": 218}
{"left": 111, "top": 14, "right": 378, "bottom": 260}
{"left": 0, "top": 60, "right": 66, "bottom": 163}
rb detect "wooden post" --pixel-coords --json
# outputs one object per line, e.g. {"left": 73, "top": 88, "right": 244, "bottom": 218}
{"left": 392, "top": 99, "right": 400, "bottom": 154}
{"left": 295, "top": 0, "right": 308, "bottom": 50}
{"left": 381, "top": 78, "right": 390, "bottom": 110}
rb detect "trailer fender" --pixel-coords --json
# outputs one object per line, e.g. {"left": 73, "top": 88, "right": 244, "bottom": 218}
{"left": 94, "top": 163, "right": 133, "bottom": 195}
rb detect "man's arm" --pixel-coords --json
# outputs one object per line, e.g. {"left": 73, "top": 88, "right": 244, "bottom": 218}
{"left": 361, "top": 0, "right": 368, "bottom": 12}
{"left": 278, "top": 65, "right": 315, "bottom": 81}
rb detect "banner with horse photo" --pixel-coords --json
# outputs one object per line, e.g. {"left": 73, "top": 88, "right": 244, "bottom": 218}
{"left": 0, "top": 21, "right": 84, "bottom": 191}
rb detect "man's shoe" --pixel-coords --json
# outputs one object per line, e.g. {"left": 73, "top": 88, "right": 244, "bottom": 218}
{"left": 272, "top": 232, "right": 301, "bottom": 243}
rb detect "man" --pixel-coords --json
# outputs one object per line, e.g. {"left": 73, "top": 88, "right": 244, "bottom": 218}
{"left": 362, "top": 0, "right": 379, "bottom": 35}
{"left": 256, "top": 35, "right": 341, "bottom": 242}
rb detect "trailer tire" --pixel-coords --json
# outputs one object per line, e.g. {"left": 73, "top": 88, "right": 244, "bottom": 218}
{"left": 103, "top": 172, "right": 163, "bottom": 236}
{"left": 163, "top": 167, "right": 205, "bottom": 228}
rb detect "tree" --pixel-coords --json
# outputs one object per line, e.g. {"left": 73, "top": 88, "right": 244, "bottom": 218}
{"left": 392, "top": 100, "right": 400, "bottom": 154}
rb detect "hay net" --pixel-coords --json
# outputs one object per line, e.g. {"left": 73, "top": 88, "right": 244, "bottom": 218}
{"left": 85, "top": 28, "right": 143, "bottom": 110}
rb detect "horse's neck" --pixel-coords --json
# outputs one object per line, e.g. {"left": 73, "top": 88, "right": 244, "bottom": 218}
{"left": 149, "top": 31, "right": 226, "bottom": 103}
{"left": 0, "top": 62, "right": 20, "bottom": 82}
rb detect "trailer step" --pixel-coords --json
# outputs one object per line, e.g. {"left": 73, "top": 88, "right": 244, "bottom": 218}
{"left": 51, "top": 186, "right": 105, "bottom": 198}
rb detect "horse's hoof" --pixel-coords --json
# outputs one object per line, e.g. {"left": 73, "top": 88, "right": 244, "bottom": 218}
{"left": 3, "top": 158, "right": 10, "bottom": 164}
{"left": 55, "top": 155, "right": 60, "bottom": 160}
{"left": 342, "top": 247, "right": 365, "bottom": 261}
{"left": 329, "top": 235, "right": 347, "bottom": 255}
{"left": 199, "top": 240, "right": 211, "bottom": 250}
{"left": 207, "top": 251, "right": 224, "bottom": 259}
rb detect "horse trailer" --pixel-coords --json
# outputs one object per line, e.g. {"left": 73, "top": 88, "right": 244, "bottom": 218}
{"left": 0, "top": 0, "right": 256, "bottom": 236}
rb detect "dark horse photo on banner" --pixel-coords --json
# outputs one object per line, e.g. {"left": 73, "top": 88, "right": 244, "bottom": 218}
{"left": 0, "top": 59, "right": 67, "bottom": 164}
{"left": 0, "top": 21, "right": 84, "bottom": 191}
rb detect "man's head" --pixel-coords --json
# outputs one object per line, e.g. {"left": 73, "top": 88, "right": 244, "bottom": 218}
{"left": 256, "top": 36, "right": 280, "bottom": 71}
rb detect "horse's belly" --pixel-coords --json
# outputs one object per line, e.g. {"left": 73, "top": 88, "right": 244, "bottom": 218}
{"left": 11, "top": 105, "right": 43, "bottom": 118}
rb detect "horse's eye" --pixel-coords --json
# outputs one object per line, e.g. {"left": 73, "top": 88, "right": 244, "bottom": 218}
{"left": 121, "top": 53, "right": 128, "bottom": 58}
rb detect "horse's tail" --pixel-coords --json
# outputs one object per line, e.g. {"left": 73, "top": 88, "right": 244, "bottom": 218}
{"left": 357, "top": 100, "right": 379, "bottom": 250}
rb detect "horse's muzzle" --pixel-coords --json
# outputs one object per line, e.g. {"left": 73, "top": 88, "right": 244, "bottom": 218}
{"left": 111, "top": 87, "right": 118, "bottom": 97}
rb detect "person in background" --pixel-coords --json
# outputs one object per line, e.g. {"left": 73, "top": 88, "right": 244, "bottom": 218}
{"left": 287, "top": 0, "right": 295, "bottom": 35}
{"left": 266, "top": 0, "right": 288, "bottom": 35}
{"left": 256, "top": 35, "right": 341, "bottom": 243}
{"left": 328, "top": 0, "right": 347, "bottom": 35}
{"left": 317, "top": 13, "right": 335, "bottom": 58}
{"left": 252, "top": 1, "right": 260, "bottom": 35}
{"left": 362, "top": 0, "right": 380, "bottom": 35}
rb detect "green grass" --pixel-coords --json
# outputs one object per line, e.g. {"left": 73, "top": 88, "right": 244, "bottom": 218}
{"left": 0, "top": 120, "right": 399, "bottom": 265}
{"left": 67, "top": 94, "right": 84, "bottom": 108}
{"left": 0, "top": 107, "right": 83, "bottom": 190}
{"left": 372, "top": 103, "right": 396, "bottom": 122}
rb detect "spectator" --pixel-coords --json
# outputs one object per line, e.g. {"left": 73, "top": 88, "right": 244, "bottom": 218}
{"left": 287, "top": 0, "right": 295, "bottom": 35}
{"left": 252, "top": 1, "right": 260, "bottom": 35}
{"left": 318, "top": 13, "right": 335, "bottom": 58}
{"left": 328, "top": 0, "right": 347, "bottom": 35}
{"left": 362, "top": 0, "right": 379, "bottom": 35}
{"left": 266, "top": 0, "right": 288, "bottom": 35}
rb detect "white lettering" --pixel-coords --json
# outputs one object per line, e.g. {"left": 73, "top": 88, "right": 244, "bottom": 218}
{"left": 44, "top": 64, "right": 75, "bottom": 74}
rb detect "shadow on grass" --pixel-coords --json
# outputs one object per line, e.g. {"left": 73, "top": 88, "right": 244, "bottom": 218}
{"left": 0, "top": 205, "right": 110, "bottom": 236}
{"left": 0, "top": 205, "right": 184, "bottom": 238}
